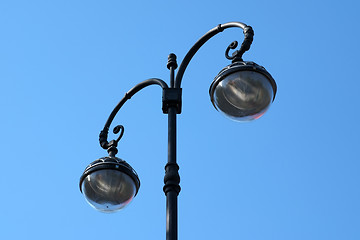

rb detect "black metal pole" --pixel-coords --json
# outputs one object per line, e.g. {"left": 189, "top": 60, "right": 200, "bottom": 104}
{"left": 162, "top": 22, "right": 251, "bottom": 239}
{"left": 163, "top": 54, "right": 181, "bottom": 240}
{"left": 165, "top": 106, "right": 179, "bottom": 240}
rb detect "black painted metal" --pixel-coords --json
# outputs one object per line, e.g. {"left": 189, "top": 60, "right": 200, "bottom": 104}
{"left": 164, "top": 107, "right": 180, "bottom": 240}
{"left": 167, "top": 53, "right": 178, "bottom": 88}
{"left": 99, "top": 78, "right": 168, "bottom": 151}
{"left": 175, "top": 21, "right": 252, "bottom": 89}
{"left": 161, "top": 22, "right": 254, "bottom": 240}
{"left": 164, "top": 54, "right": 181, "bottom": 240}
{"left": 85, "top": 21, "right": 261, "bottom": 240}
{"left": 162, "top": 88, "right": 182, "bottom": 114}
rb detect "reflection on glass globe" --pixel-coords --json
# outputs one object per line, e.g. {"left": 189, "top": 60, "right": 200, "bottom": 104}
{"left": 210, "top": 62, "right": 276, "bottom": 122}
{"left": 80, "top": 157, "right": 140, "bottom": 213}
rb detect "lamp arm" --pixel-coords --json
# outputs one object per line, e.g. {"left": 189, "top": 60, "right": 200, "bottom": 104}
{"left": 174, "top": 21, "right": 254, "bottom": 89}
{"left": 99, "top": 78, "right": 169, "bottom": 151}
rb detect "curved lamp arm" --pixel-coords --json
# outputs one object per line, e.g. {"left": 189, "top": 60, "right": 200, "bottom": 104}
{"left": 99, "top": 78, "right": 169, "bottom": 154}
{"left": 175, "top": 21, "right": 254, "bottom": 88}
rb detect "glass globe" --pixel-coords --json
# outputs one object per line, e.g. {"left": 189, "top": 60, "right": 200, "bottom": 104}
{"left": 210, "top": 61, "right": 276, "bottom": 121}
{"left": 80, "top": 157, "right": 140, "bottom": 213}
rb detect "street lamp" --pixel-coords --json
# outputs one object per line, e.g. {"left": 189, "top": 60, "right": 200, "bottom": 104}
{"left": 79, "top": 21, "right": 276, "bottom": 240}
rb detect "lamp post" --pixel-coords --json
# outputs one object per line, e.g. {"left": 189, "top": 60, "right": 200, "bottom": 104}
{"left": 79, "top": 21, "right": 277, "bottom": 240}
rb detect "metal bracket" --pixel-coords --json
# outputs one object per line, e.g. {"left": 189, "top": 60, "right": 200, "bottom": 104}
{"left": 162, "top": 88, "right": 182, "bottom": 114}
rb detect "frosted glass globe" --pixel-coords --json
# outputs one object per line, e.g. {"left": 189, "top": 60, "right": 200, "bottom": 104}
{"left": 81, "top": 169, "right": 137, "bottom": 212}
{"left": 80, "top": 157, "right": 140, "bottom": 213}
{"left": 210, "top": 62, "right": 276, "bottom": 121}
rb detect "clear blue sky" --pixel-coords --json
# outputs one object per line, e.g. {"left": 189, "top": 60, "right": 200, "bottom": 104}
{"left": 1, "top": 1, "right": 359, "bottom": 239}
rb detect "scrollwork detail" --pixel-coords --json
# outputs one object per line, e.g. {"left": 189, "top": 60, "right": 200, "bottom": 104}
{"left": 225, "top": 41, "right": 239, "bottom": 60}
{"left": 99, "top": 125, "right": 125, "bottom": 150}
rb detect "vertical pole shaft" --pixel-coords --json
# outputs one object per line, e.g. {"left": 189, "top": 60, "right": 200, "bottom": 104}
{"left": 164, "top": 53, "right": 180, "bottom": 240}
{"left": 166, "top": 106, "right": 178, "bottom": 240}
